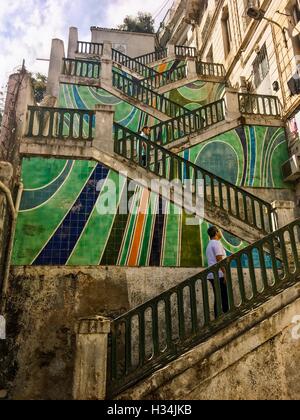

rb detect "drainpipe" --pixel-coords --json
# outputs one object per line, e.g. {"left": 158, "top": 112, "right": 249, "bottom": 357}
{"left": 0, "top": 181, "right": 23, "bottom": 313}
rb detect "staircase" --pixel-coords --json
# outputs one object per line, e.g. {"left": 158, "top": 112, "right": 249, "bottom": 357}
{"left": 24, "top": 43, "right": 295, "bottom": 400}
{"left": 107, "top": 218, "right": 300, "bottom": 398}
{"left": 24, "top": 105, "right": 276, "bottom": 245}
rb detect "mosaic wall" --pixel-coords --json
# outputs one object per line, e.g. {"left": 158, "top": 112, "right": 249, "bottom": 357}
{"left": 180, "top": 125, "right": 291, "bottom": 189}
{"left": 153, "top": 59, "right": 225, "bottom": 109}
{"left": 165, "top": 80, "right": 225, "bottom": 110}
{"left": 59, "top": 83, "right": 160, "bottom": 132}
{"left": 12, "top": 158, "right": 249, "bottom": 267}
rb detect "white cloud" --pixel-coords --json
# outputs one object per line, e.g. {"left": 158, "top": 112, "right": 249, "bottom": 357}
{"left": 0, "top": 0, "right": 173, "bottom": 90}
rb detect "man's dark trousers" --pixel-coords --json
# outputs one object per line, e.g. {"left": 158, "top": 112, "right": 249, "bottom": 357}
{"left": 209, "top": 277, "right": 229, "bottom": 318}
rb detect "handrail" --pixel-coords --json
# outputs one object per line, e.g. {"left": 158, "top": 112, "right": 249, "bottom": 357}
{"left": 76, "top": 41, "right": 103, "bottom": 56}
{"left": 238, "top": 93, "right": 282, "bottom": 117}
{"left": 114, "top": 122, "right": 274, "bottom": 234}
{"left": 112, "top": 69, "right": 188, "bottom": 118}
{"left": 108, "top": 217, "right": 300, "bottom": 396}
{"left": 197, "top": 61, "right": 226, "bottom": 78}
{"left": 62, "top": 58, "right": 101, "bottom": 79}
{"left": 112, "top": 49, "right": 158, "bottom": 78}
{"left": 175, "top": 45, "right": 197, "bottom": 57}
{"left": 134, "top": 49, "right": 168, "bottom": 65}
{"left": 141, "top": 64, "right": 187, "bottom": 89}
{"left": 26, "top": 106, "right": 95, "bottom": 141}
{"left": 149, "top": 98, "right": 226, "bottom": 145}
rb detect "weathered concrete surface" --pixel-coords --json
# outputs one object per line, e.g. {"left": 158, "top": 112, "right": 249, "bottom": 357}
{"left": 2, "top": 266, "right": 200, "bottom": 400}
{"left": 91, "top": 27, "right": 156, "bottom": 58}
{"left": 117, "top": 281, "right": 300, "bottom": 401}
{"left": 0, "top": 71, "right": 35, "bottom": 166}
{"left": 73, "top": 316, "right": 111, "bottom": 400}
{"left": 0, "top": 162, "right": 14, "bottom": 292}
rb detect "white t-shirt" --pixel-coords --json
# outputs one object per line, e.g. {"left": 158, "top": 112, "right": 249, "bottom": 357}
{"left": 138, "top": 132, "right": 147, "bottom": 156}
{"left": 206, "top": 240, "right": 226, "bottom": 279}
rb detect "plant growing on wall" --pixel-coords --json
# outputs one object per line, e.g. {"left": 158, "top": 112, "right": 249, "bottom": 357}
{"left": 31, "top": 73, "right": 47, "bottom": 104}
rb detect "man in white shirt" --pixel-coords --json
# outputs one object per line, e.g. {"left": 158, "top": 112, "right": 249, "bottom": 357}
{"left": 139, "top": 126, "right": 151, "bottom": 167}
{"left": 206, "top": 226, "right": 229, "bottom": 318}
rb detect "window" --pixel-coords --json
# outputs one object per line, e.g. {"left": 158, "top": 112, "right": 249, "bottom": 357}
{"left": 252, "top": 44, "right": 269, "bottom": 88}
{"left": 221, "top": 6, "right": 232, "bottom": 58}
{"left": 206, "top": 46, "right": 214, "bottom": 62}
{"left": 291, "top": 0, "right": 300, "bottom": 24}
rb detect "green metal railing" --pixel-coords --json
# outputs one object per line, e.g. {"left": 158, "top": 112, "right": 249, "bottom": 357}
{"left": 141, "top": 64, "right": 187, "bottom": 89}
{"left": 197, "top": 61, "right": 226, "bottom": 78}
{"left": 112, "top": 69, "right": 188, "bottom": 118}
{"left": 175, "top": 45, "right": 197, "bottom": 57}
{"left": 62, "top": 58, "right": 101, "bottom": 79}
{"left": 149, "top": 99, "right": 226, "bottom": 145}
{"left": 76, "top": 41, "right": 103, "bottom": 56}
{"left": 238, "top": 93, "right": 282, "bottom": 117}
{"left": 134, "top": 49, "right": 168, "bottom": 65}
{"left": 108, "top": 218, "right": 300, "bottom": 397}
{"left": 112, "top": 49, "right": 158, "bottom": 78}
{"left": 114, "top": 123, "right": 274, "bottom": 234}
{"left": 26, "top": 106, "right": 95, "bottom": 140}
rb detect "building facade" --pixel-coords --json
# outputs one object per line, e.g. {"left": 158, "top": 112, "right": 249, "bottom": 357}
{"left": 159, "top": 0, "right": 300, "bottom": 201}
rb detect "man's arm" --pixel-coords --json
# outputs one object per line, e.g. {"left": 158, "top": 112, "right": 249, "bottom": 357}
{"left": 216, "top": 255, "right": 226, "bottom": 277}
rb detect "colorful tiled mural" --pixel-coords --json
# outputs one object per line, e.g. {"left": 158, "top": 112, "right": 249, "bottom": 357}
{"left": 181, "top": 125, "right": 291, "bottom": 189}
{"left": 165, "top": 80, "right": 225, "bottom": 110}
{"left": 59, "top": 83, "right": 160, "bottom": 132}
{"left": 12, "top": 158, "right": 248, "bottom": 267}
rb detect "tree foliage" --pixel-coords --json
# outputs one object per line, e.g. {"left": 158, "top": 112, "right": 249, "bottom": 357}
{"left": 31, "top": 73, "right": 47, "bottom": 104}
{"left": 118, "top": 12, "right": 155, "bottom": 34}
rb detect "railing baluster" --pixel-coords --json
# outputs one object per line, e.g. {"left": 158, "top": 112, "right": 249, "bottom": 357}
{"left": 177, "top": 288, "right": 185, "bottom": 340}
{"left": 151, "top": 304, "right": 160, "bottom": 357}
{"left": 189, "top": 281, "right": 198, "bottom": 334}
{"left": 125, "top": 318, "right": 132, "bottom": 374}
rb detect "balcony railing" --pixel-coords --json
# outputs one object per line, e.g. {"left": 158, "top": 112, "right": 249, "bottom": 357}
{"left": 62, "top": 58, "right": 101, "bottom": 79}
{"left": 238, "top": 93, "right": 282, "bottom": 117}
{"left": 134, "top": 49, "right": 168, "bottom": 65}
{"left": 149, "top": 99, "right": 226, "bottom": 145}
{"left": 76, "top": 41, "right": 103, "bottom": 56}
{"left": 26, "top": 106, "right": 95, "bottom": 141}
{"left": 112, "top": 49, "right": 157, "bottom": 78}
{"left": 197, "top": 61, "right": 226, "bottom": 78}
{"left": 112, "top": 69, "right": 187, "bottom": 118}
{"left": 175, "top": 45, "right": 197, "bottom": 58}
{"left": 141, "top": 64, "right": 187, "bottom": 89}
{"left": 108, "top": 216, "right": 299, "bottom": 397}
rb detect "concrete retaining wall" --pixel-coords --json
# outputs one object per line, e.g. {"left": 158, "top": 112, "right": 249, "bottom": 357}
{"left": 1, "top": 266, "right": 200, "bottom": 400}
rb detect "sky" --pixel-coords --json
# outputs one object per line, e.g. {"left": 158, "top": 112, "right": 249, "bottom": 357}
{"left": 0, "top": 0, "right": 173, "bottom": 95}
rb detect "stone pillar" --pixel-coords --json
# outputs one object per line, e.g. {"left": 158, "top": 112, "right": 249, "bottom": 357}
{"left": 101, "top": 41, "right": 113, "bottom": 86}
{"left": 0, "top": 71, "right": 35, "bottom": 165}
{"left": 46, "top": 39, "right": 65, "bottom": 98}
{"left": 68, "top": 27, "right": 78, "bottom": 59}
{"left": 167, "top": 44, "right": 175, "bottom": 56}
{"left": 94, "top": 104, "right": 115, "bottom": 154}
{"left": 272, "top": 201, "right": 296, "bottom": 230}
{"left": 102, "top": 41, "right": 112, "bottom": 60}
{"left": 73, "top": 316, "right": 111, "bottom": 401}
{"left": 186, "top": 58, "right": 197, "bottom": 79}
{"left": 224, "top": 88, "right": 241, "bottom": 121}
